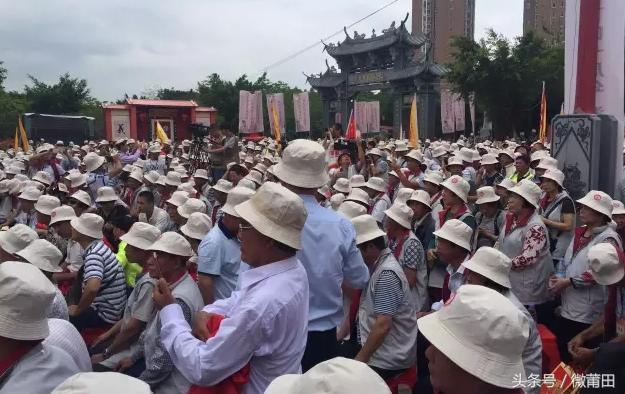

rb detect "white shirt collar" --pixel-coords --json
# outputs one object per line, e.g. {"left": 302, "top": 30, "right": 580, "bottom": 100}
{"left": 239, "top": 255, "right": 299, "bottom": 290}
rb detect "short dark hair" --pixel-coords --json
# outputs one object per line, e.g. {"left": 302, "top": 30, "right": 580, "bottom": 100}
{"left": 515, "top": 155, "right": 530, "bottom": 165}
{"left": 138, "top": 190, "right": 154, "bottom": 205}
{"left": 484, "top": 277, "right": 509, "bottom": 294}
{"left": 219, "top": 122, "right": 230, "bottom": 131}
{"left": 360, "top": 236, "right": 386, "bottom": 251}
{"left": 110, "top": 215, "right": 136, "bottom": 232}
{"left": 333, "top": 123, "right": 343, "bottom": 133}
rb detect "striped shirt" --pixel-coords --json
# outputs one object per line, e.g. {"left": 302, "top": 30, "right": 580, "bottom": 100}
{"left": 82, "top": 240, "right": 127, "bottom": 324}
{"left": 143, "top": 159, "right": 167, "bottom": 175}
{"left": 373, "top": 270, "right": 404, "bottom": 316}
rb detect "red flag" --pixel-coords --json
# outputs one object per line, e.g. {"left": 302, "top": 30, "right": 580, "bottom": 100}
{"left": 345, "top": 109, "right": 357, "bottom": 140}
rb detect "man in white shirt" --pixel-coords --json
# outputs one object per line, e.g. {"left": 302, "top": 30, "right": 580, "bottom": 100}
{"left": 155, "top": 182, "right": 310, "bottom": 394}
{"left": 136, "top": 190, "right": 170, "bottom": 233}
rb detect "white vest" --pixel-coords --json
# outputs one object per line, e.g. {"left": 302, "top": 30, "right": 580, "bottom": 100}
{"left": 359, "top": 251, "right": 418, "bottom": 370}
{"left": 396, "top": 232, "right": 429, "bottom": 312}
{"left": 539, "top": 192, "right": 575, "bottom": 259}
{"left": 498, "top": 212, "right": 553, "bottom": 305}
{"left": 561, "top": 226, "right": 621, "bottom": 324}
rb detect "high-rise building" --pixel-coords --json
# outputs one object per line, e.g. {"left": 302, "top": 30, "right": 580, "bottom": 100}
{"left": 412, "top": 0, "right": 476, "bottom": 64}
{"left": 523, "top": 0, "right": 565, "bottom": 45}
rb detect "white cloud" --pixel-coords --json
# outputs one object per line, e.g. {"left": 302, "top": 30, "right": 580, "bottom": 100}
{"left": 1, "top": 0, "right": 523, "bottom": 101}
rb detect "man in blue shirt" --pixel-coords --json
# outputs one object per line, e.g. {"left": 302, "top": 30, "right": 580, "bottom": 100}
{"left": 273, "top": 139, "right": 369, "bottom": 371}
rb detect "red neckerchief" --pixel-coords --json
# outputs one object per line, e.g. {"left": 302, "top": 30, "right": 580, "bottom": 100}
{"left": 36, "top": 222, "right": 48, "bottom": 230}
{"left": 407, "top": 169, "right": 421, "bottom": 179}
{"left": 0, "top": 343, "right": 36, "bottom": 377}
{"left": 49, "top": 158, "right": 61, "bottom": 182}
{"left": 391, "top": 229, "right": 410, "bottom": 260}
{"left": 539, "top": 193, "right": 553, "bottom": 211}
{"left": 572, "top": 226, "right": 593, "bottom": 256}
{"left": 430, "top": 191, "right": 442, "bottom": 205}
{"left": 438, "top": 204, "right": 468, "bottom": 227}
{"left": 504, "top": 209, "right": 534, "bottom": 235}
{"left": 188, "top": 314, "right": 250, "bottom": 394}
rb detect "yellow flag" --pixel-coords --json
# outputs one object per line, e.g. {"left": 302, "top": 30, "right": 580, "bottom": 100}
{"left": 271, "top": 102, "right": 281, "bottom": 143}
{"left": 18, "top": 117, "right": 30, "bottom": 152}
{"left": 409, "top": 94, "right": 419, "bottom": 149}
{"left": 539, "top": 81, "right": 548, "bottom": 143}
{"left": 155, "top": 121, "right": 169, "bottom": 144}
{"left": 13, "top": 128, "right": 19, "bottom": 152}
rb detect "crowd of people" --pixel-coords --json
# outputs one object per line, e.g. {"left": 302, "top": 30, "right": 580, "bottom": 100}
{"left": 0, "top": 122, "right": 623, "bottom": 393}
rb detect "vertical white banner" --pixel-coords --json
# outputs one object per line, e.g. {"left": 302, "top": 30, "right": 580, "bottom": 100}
{"left": 293, "top": 92, "right": 311, "bottom": 132}
{"left": 469, "top": 94, "right": 476, "bottom": 134}
{"left": 563, "top": 0, "right": 581, "bottom": 115}
{"left": 367, "top": 101, "right": 380, "bottom": 133}
{"left": 440, "top": 89, "right": 455, "bottom": 134}
{"left": 238, "top": 90, "right": 264, "bottom": 133}
{"left": 453, "top": 94, "right": 466, "bottom": 132}
{"left": 595, "top": 0, "right": 625, "bottom": 185}
{"left": 354, "top": 101, "right": 368, "bottom": 133}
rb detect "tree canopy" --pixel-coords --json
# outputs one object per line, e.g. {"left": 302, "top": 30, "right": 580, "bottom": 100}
{"left": 446, "top": 30, "right": 564, "bottom": 139}
{"left": 24, "top": 73, "right": 93, "bottom": 114}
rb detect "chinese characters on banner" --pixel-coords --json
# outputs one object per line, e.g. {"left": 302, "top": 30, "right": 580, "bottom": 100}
{"left": 354, "top": 101, "right": 380, "bottom": 134}
{"left": 440, "top": 89, "right": 455, "bottom": 134}
{"left": 453, "top": 93, "right": 466, "bottom": 132}
{"left": 293, "top": 92, "right": 311, "bottom": 132}
{"left": 266, "top": 93, "right": 285, "bottom": 135}
{"left": 238, "top": 90, "right": 264, "bottom": 134}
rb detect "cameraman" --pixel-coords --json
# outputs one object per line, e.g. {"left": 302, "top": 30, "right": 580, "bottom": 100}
{"left": 206, "top": 124, "right": 239, "bottom": 181}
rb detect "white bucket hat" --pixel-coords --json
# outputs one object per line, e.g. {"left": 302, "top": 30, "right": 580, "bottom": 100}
{"left": 165, "top": 171, "right": 182, "bottom": 187}
{"left": 509, "top": 179, "right": 542, "bottom": 208}
{"left": 180, "top": 212, "right": 212, "bottom": 240}
{"left": 0, "top": 224, "right": 38, "bottom": 254}
{"left": 349, "top": 174, "right": 366, "bottom": 188}
{"left": 408, "top": 189, "right": 432, "bottom": 209}
{"left": 433, "top": 219, "right": 472, "bottom": 251}
{"left": 431, "top": 146, "right": 447, "bottom": 158}
{"left": 156, "top": 175, "right": 166, "bottom": 186}
{"left": 70, "top": 190, "right": 92, "bottom": 207}
{"left": 129, "top": 169, "right": 144, "bottom": 183}
{"left": 265, "top": 357, "right": 390, "bottom": 394}
{"left": 441, "top": 175, "right": 470, "bottom": 203}
{"left": 345, "top": 188, "right": 371, "bottom": 207}
{"left": 539, "top": 168, "right": 565, "bottom": 188}
{"left": 35, "top": 195, "right": 61, "bottom": 215}
{"left": 364, "top": 177, "right": 387, "bottom": 193}
{"left": 149, "top": 231, "right": 193, "bottom": 257}
{"left": 496, "top": 178, "right": 516, "bottom": 191}
{"left": 458, "top": 147, "right": 474, "bottom": 163}
{"left": 193, "top": 169, "right": 209, "bottom": 180}
{"left": 384, "top": 203, "right": 414, "bottom": 230}
{"left": 577, "top": 190, "right": 613, "bottom": 219}
{"left": 234, "top": 182, "right": 307, "bottom": 249}
{"left": 418, "top": 285, "right": 529, "bottom": 389}
{"left": 18, "top": 186, "right": 43, "bottom": 202}
{"left": 273, "top": 139, "right": 329, "bottom": 188}
{"left": 70, "top": 213, "right": 104, "bottom": 239}
{"left": 475, "top": 186, "right": 500, "bottom": 205}
{"left": 480, "top": 153, "right": 499, "bottom": 166}
{"left": 177, "top": 198, "right": 206, "bottom": 219}
{"left": 0, "top": 261, "right": 56, "bottom": 340}
{"left": 337, "top": 201, "right": 367, "bottom": 219}
{"left": 33, "top": 171, "right": 53, "bottom": 186}
{"left": 49, "top": 205, "right": 76, "bottom": 225}
{"left": 612, "top": 200, "right": 625, "bottom": 216}
{"left": 212, "top": 179, "right": 233, "bottom": 194}
{"left": 68, "top": 172, "right": 88, "bottom": 188}
{"left": 367, "top": 148, "right": 383, "bottom": 158}
{"left": 148, "top": 144, "right": 162, "bottom": 154}
{"left": 462, "top": 246, "right": 512, "bottom": 288}
{"left": 394, "top": 141, "right": 408, "bottom": 152}
{"left": 405, "top": 149, "right": 424, "bottom": 163}
{"left": 588, "top": 243, "right": 624, "bottom": 285}
{"left": 52, "top": 372, "right": 153, "bottom": 394}
{"left": 329, "top": 193, "right": 345, "bottom": 210}
{"left": 221, "top": 186, "right": 255, "bottom": 217}
{"left": 16, "top": 239, "right": 63, "bottom": 273}
{"left": 423, "top": 171, "right": 444, "bottom": 186}
{"left": 498, "top": 149, "right": 515, "bottom": 161}
{"left": 394, "top": 188, "right": 414, "bottom": 205}
{"left": 536, "top": 157, "right": 558, "bottom": 171}
{"left": 144, "top": 170, "right": 160, "bottom": 185}
{"left": 95, "top": 186, "right": 118, "bottom": 203}
{"left": 351, "top": 214, "right": 386, "bottom": 245}
{"left": 84, "top": 152, "right": 105, "bottom": 173}
{"left": 178, "top": 182, "right": 198, "bottom": 197}
{"left": 120, "top": 222, "right": 161, "bottom": 250}
{"left": 333, "top": 178, "right": 351, "bottom": 194}
{"left": 530, "top": 150, "right": 549, "bottom": 163}
{"left": 166, "top": 191, "right": 189, "bottom": 207}
{"left": 245, "top": 171, "right": 263, "bottom": 186}
{"left": 445, "top": 156, "right": 464, "bottom": 169}
{"left": 237, "top": 178, "right": 256, "bottom": 191}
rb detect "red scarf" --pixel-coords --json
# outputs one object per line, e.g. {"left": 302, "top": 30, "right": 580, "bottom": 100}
{"left": 539, "top": 193, "right": 553, "bottom": 211}
{"left": 0, "top": 343, "right": 36, "bottom": 377}
{"left": 188, "top": 314, "right": 250, "bottom": 394}
{"left": 437, "top": 204, "right": 468, "bottom": 228}
{"left": 572, "top": 226, "right": 593, "bottom": 256}
{"left": 391, "top": 230, "right": 410, "bottom": 260}
{"left": 48, "top": 159, "right": 61, "bottom": 182}
{"left": 503, "top": 209, "right": 534, "bottom": 236}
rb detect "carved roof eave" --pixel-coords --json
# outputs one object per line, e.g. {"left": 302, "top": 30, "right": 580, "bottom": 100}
{"left": 307, "top": 74, "right": 344, "bottom": 88}
{"left": 325, "top": 25, "right": 427, "bottom": 57}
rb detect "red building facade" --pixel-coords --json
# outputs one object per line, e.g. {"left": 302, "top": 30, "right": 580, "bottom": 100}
{"left": 103, "top": 99, "right": 217, "bottom": 142}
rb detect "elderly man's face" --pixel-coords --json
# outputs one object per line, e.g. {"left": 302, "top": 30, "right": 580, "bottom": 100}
{"left": 237, "top": 220, "right": 269, "bottom": 267}
{"left": 426, "top": 344, "right": 476, "bottom": 394}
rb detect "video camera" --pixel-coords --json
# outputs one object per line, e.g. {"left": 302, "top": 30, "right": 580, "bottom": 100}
{"left": 189, "top": 123, "right": 210, "bottom": 140}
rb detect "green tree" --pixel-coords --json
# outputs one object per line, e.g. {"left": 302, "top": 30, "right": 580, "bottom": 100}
{"left": 446, "top": 30, "right": 564, "bottom": 139}
{"left": 24, "top": 72, "right": 92, "bottom": 114}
